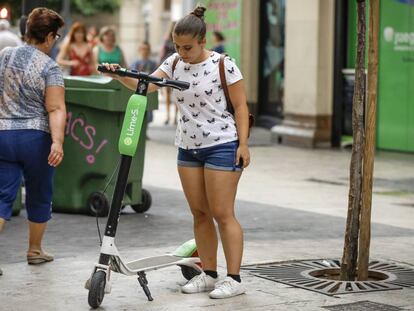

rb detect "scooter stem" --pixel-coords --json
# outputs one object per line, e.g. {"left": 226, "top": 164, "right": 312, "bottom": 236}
{"left": 99, "top": 155, "right": 132, "bottom": 265}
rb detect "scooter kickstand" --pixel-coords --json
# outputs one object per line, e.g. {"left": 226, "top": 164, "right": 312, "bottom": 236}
{"left": 137, "top": 271, "right": 153, "bottom": 301}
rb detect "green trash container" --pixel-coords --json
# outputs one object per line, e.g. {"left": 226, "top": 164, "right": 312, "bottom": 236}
{"left": 52, "top": 76, "right": 158, "bottom": 216}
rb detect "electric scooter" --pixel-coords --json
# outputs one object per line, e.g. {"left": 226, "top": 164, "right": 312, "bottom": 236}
{"left": 85, "top": 66, "right": 202, "bottom": 309}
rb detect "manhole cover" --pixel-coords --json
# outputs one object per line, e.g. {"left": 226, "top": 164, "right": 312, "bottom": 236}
{"left": 241, "top": 259, "right": 414, "bottom": 296}
{"left": 322, "top": 301, "right": 402, "bottom": 311}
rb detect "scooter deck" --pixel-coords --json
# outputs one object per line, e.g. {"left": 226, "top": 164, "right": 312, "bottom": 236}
{"left": 108, "top": 254, "right": 201, "bottom": 276}
{"left": 126, "top": 255, "right": 182, "bottom": 271}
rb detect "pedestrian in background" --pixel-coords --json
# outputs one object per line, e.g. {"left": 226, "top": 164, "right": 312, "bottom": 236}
{"left": 57, "top": 22, "right": 93, "bottom": 76}
{"left": 87, "top": 25, "right": 99, "bottom": 48}
{"left": 130, "top": 41, "right": 157, "bottom": 125}
{"left": 159, "top": 22, "right": 177, "bottom": 125}
{"left": 92, "top": 26, "right": 126, "bottom": 73}
{"left": 211, "top": 31, "right": 225, "bottom": 54}
{"left": 0, "top": 8, "right": 66, "bottom": 275}
{"left": 101, "top": 5, "right": 250, "bottom": 299}
{"left": 130, "top": 41, "right": 157, "bottom": 73}
{"left": 0, "top": 19, "right": 22, "bottom": 51}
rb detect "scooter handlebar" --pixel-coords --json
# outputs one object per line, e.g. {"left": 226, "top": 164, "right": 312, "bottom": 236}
{"left": 97, "top": 65, "right": 190, "bottom": 91}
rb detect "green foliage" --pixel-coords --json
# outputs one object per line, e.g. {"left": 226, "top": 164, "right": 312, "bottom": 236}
{"left": 72, "top": 0, "right": 120, "bottom": 16}
{"left": 7, "top": 0, "right": 120, "bottom": 21}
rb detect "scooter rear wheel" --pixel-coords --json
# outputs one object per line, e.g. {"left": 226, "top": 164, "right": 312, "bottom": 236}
{"left": 88, "top": 270, "right": 106, "bottom": 309}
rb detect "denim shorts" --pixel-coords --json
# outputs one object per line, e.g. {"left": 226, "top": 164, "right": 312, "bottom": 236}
{"left": 0, "top": 130, "right": 54, "bottom": 222}
{"left": 177, "top": 140, "right": 243, "bottom": 172}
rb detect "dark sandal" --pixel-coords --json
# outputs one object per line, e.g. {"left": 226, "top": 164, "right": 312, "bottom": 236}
{"left": 27, "top": 250, "right": 54, "bottom": 265}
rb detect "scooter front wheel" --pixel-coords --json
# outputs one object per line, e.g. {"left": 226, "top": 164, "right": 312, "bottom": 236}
{"left": 88, "top": 270, "right": 106, "bottom": 309}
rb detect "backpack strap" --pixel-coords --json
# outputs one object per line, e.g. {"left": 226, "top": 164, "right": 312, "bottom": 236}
{"left": 172, "top": 55, "right": 180, "bottom": 77}
{"left": 219, "top": 54, "right": 234, "bottom": 115}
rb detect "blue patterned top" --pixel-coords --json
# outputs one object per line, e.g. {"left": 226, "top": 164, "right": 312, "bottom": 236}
{"left": 0, "top": 45, "right": 64, "bottom": 133}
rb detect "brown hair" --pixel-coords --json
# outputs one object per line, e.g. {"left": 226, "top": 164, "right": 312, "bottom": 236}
{"left": 99, "top": 26, "right": 116, "bottom": 43}
{"left": 174, "top": 6, "right": 207, "bottom": 41}
{"left": 68, "top": 22, "right": 87, "bottom": 44}
{"left": 25, "top": 7, "right": 64, "bottom": 44}
{"left": 213, "top": 31, "right": 225, "bottom": 42}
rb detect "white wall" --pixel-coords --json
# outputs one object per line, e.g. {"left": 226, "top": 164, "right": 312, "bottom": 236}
{"left": 284, "top": 0, "right": 334, "bottom": 116}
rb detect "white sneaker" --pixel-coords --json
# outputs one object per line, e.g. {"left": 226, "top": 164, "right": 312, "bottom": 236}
{"left": 209, "top": 276, "right": 246, "bottom": 299}
{"left": 181, "top": 272, "right": 218, "bottom": 294}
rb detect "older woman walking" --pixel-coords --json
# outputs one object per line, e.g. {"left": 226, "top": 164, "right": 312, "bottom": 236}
{"left": 0, "top": 7, "right": 66, "bottom": 275}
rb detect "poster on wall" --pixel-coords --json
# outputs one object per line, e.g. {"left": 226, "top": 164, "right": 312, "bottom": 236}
{"left": 199, "top": 0, "right": 242, "bottom": 65}
{"left": 377, "top": 0, "right": 414, "bottom": 152}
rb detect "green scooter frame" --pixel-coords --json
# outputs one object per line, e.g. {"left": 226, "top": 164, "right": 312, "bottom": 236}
{"left": 85, "top": 66, "right": 201, "bottom": 309}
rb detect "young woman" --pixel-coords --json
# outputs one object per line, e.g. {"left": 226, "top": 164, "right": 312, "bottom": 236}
{"left": 56, "top": 22, "right": 93, "bottom": 76}
{"left": 101, "top": 6, "right": 250, "bottom": 299}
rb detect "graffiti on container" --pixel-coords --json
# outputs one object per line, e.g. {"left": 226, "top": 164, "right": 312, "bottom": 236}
{"left": 65, "top": 112, "right": 109, "bottom": 165}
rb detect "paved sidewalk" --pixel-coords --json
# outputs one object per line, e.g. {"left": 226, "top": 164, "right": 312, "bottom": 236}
{"left": 0, "top": 101, "right": 413, "bottom": 310}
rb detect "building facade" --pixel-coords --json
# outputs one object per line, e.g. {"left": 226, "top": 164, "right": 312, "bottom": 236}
{"left": 115, "top": 0, "right": 414, "bottom": 152}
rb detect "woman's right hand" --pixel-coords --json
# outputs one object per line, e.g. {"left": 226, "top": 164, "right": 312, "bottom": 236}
{"left": 48, "top": 142, "right": 64, "bottom": 167}
{"left": 99, "top": 63, "right": 121, "bottom": 79}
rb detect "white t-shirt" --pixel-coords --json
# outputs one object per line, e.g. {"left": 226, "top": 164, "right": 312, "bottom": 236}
{"left": 159, "top": 51, "right": 243, "bottom": 149}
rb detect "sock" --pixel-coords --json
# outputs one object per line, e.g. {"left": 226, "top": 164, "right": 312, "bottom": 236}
{"left": 227, "top": 274, "right": 241, "bottom": 283}
{"left": 204, "top": 270, "right": 218, "bottom": 279}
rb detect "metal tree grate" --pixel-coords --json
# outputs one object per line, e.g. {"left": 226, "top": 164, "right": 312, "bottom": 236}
{"left": 322, "top": 301, "right": 403, "bottom": 311}
{"left": 241, "top": 259, "right": 414, "bottom": 296}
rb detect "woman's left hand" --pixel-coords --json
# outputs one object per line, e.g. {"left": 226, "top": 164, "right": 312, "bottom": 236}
{"left": 236, "top": 144, "right": 250, "bottom": 169}
{"left": 48, "top": 142, "right": 64, "bottom": 167}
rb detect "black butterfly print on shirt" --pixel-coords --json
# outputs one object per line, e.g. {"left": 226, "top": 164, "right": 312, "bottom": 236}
{"left": 210, "top": 109, "right": 216, "bottom": 113}
{"left": 204, "top": 70, "right": 211, "bottom": 76}
{"left": 207, "top": 118, "right": 216, "bottom": 124}
{"left": 205, "top": 89, "right": 213, "bottom": 96}
{"left": 200, "top": 102, "right": 207, "bottom": 107}
{"left": 218, "top": 85, "right": 223, "bottom": 90}
{"left": 195, "top": 142, "right": 202, "bottom": 147}
{"left": 182, "top": 115, "right": 190, "bottom": 123}
{"left": 177, "top": 97, "right": 184, "bottom": 103}
{"left": 227, "top": 67, "right": 235, "bottom": 74}
{"left": 212, "top": 59, "right": 219, "bottom": 64}
{"left": 190, "top": 134, "right": 196, "bottom": 139}
{"left": 192, "top": 81, "right": 200, "bottom": 86}
{"left": 193, "top": 73, "right": 198, "bottom": 77}
{"left": 203, "top": 131, "right": 210, "bottom": 138}
{"left": 214, "top": 137, "right": 221, "bottom": 142}
{"left": 192, "top": 112, "right": 200, "bottom": 118}
{"left": 212, "top": 78, "right": 218, "bottom": 83}
{"left": 182, "top": 129, "right": 187, "bottom": 134}
{"left": 202, "top": 63, "right": 207, "bottom": 67}
{"left": 189, "top": 103, "right": 195, "bottom": 108}
{"left": 184, "top": 65, "right": 191, "bottom": 71}
{"left": 221, "top": 124, "right": 229, "bottom": 130}
{"left": 215, "top": 97, "right": 222, "bottom": 103}
{"left": 196, "top": 124, "right": 202, "bottom": 128}
{"left": 221, "top": 113, "right": 229, "bottom": 119}
{"left": 194, "top": 93, "right": 200, "bottom": 98}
